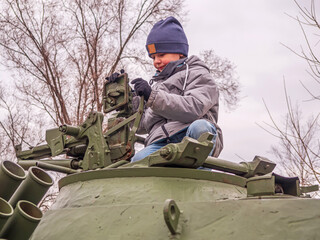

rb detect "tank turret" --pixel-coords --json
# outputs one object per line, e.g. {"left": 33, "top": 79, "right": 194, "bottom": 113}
{"left": 1, "top": 72, "right": 318, "bottom": 239}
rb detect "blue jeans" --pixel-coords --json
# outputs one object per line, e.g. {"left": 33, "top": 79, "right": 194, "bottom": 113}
{"left": 131, "top": 119, "right": 217, "bottom": 162}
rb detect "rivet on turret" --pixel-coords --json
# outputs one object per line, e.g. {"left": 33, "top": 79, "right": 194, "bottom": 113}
{"left": 160, "top": 147, "right": 172, "bottom": 159}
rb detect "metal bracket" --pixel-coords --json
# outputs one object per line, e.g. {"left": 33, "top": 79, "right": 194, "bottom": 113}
{"left": 163, "top": 199, "right": 181, "bottom": 235}
{"left": 126, "top": 96, "right": 144, "bottom": 158}
{"left": 103, "top": 73, "right": 130, "bottom": 113}
{"left": 300, "top": 185, "right": 319, "bottom": 194}
{"left": 60, "top": 112, "right": 111, "bottom": 170}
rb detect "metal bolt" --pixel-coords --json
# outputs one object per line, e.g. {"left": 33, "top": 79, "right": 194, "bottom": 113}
{"left": 160, "top": 147, "right": 171, "bottom": 158}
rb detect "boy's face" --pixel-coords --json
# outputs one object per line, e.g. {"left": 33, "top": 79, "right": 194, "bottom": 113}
{"left": 151, "top": 53, "right": 182, "bottom": 72}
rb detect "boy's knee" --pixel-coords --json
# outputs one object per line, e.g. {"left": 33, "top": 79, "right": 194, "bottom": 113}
{"left": 187, "top": 119, "right": 217, "bottom": 139}
{"left": 131, "top": 152, "right": 142, "bottom": 163}
{"left": 190, "top": 119, "right": 213, "bottom": 131}
{"left": 188, "top": 119, "right": 216, "bottom": 133}
{"left": 131, "top": 148, "right": 149, "bottom": 162}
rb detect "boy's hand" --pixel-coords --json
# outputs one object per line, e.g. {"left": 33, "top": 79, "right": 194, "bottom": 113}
{"left": 131, "top": 78, "right": 152, "bottom": 101}
{"left": 105, "top": 69, "right": 125, "bottom": 82}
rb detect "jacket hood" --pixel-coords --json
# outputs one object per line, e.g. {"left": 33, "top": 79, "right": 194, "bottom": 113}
{"left": 150, "top": 55, "right": 209, "bottom": 84}
{"left": 186, "top": 55, "right": 210, "bottom": 72}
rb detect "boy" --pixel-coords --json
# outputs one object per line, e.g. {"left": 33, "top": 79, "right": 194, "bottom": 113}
{"left": 130, "top": 16, "right": 223, "bottom": 162}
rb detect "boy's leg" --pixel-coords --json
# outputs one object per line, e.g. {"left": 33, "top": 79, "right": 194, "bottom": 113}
{"left": 131, "top": 119, "right": 216, "bottom": 163}
{"left": 131, "top": 141, "right": 167, "bottom": 162}
{"left": 186, "top": 119, "right": 217, "bottom": 156}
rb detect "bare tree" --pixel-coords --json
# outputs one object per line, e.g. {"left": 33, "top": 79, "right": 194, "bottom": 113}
{"left": 0, "top": 85, "right": 12, "bottom": 160}
{"left": 0, "top": 0, "right": 186, "bottom": 127}
{"left": 262, "top": 83, "right": 320, "bottom": 185}
{"left": 285, "top": 0, "right": 320, "bottom": 97}
{"left": 200, "top": 49, "right": 240, "bottom": 110}
{"left": 262, "top": 1, "right": 320, "bottom": 187}
{"left": 0, "top": 84, "right": 47, "bottom": 162}
{"left": 0, "top": 0, "right": 241, "bottom": 153}
{"left": 0, "top": 0, "right": 241, "bottom": 209}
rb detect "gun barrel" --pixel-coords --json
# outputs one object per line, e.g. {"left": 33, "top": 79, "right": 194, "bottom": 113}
{"left": 0, "top": 200, "right": 42, "bottom": 240}
{"left": 203, "top": 155, "right": 276, "bottom": 178}
{"left": 0, "top": 198, "right": 13, "bottom": 232}
{"left": 18, "top": 159, "right": 74, "bottom": 170}
{"left": 0, "top": 161, "right": 26, "bottom": 201}
{"left": 59, "top": 125, "right": 80, "bottom": 136}
{"left": 203, "top": 157, "right": 249, "bottom": 175}
{"left": 36, "top": 161, "right": 79, "bottom": 174}
{"left": 9, "top": 167, "right": 53, "bottom": 208}
{"left": 17, "top": 144, "right": 52, "bottom": 160}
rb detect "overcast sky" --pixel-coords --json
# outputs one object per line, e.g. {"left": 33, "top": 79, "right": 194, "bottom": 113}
{"left": 0, "top": 0, "right": 318, "bottom": 167}
{"left": 183, "top": 0, "right": 319, "bottom": 163}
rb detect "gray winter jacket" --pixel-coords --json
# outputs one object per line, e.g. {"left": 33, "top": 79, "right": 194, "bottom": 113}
{"left": 137, "top": 55, "right": 223, "bottom": 157}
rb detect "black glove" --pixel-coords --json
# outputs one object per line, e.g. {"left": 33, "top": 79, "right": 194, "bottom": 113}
{"left": 131, "top": 78, "right": 152, "bottom": 101}
{"left": 105, "top": 69, "right": 125, "bottom": 82}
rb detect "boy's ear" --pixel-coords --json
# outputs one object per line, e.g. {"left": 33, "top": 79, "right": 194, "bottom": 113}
{"left": 179, "top": 54, "right": 184, "bottom": 58}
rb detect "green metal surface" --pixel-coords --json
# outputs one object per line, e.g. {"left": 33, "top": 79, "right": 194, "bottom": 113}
{"left": 31, "top": 169, "right": 247, "bottom": 239}
{"left": 61, "top": 112, "right": 111, "bottom": 170}
{"left": 59, "top": 167, "right": 247, "bottom": 189}
{"left": 247, "top": 174, "right": 276, "bottom": 196}
{"left": 9, "top": 167, "right": 53, "bottom": 208}
{"left": 35, "top": 162, "right": 80, "bottom": 174}
{"left": 0, "top": 200, "right": 42, "bottom": 240}
{"left": 163, "top": 199, "right": 181, "bottom": 235}
{"left": 103, "top": 73, "right": 131, "bottom": 114}
{"left": 31, "top": 169, "right": 320, "bottom": 240}
{"left": 31, "top": 198, "right": 320, "bottom": 240}
{"left": 18, "top": 159, "right": 74, "bottom": 170}
{"left": 45, "top": 128, "right": 65, "bottom": 157}
{"left": 0, "top": 161, "right": 26, "bottom": 201}
{"left": 0, "top": 198, "right": 13, "bottom": 232}
{"left": 56, "top": 175, "right": 246, "bottom": 209}
{"left": 125, "top": 95, "right": 145, "bottom": 158}
{"left": 301, "top": 184, "right": 319, "bottom": 194}
{"left": 204, "top": 155, "right": 276, "bottom": 177}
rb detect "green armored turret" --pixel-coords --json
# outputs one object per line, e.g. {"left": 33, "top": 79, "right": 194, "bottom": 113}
{"left": 2, "top": 72, "right": 318, "bottom": 239}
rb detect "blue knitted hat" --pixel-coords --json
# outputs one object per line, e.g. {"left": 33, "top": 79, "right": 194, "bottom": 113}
{"left": 146, "top": 16, "right": 189, "bottom": 57}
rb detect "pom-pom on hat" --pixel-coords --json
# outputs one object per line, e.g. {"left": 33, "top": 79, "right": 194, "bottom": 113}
{"left": 146, "top": 16, "right": 189, "bottom": 57}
